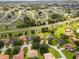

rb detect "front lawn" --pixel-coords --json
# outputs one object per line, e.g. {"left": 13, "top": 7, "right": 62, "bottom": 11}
{"left": 24, "top": 47, "right": 28, "bottom": 59}
{"left": 38, "top": 51, "right": 43, "bottom": 59}
{"left": 62, "top": 49, "right": 74, "bottom": 59}
{"left": 42, "top": 32, "right": 50, "bottom": 44}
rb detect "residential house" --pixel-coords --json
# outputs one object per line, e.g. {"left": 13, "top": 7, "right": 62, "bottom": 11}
{"left": 13, "top": 49, "right": 24, "bottom": 59}
{"left": 27, "top": 49, "right": 38, "bottom": 58}
{"left": 43, "top": 53, "right": 55, "bottom": 59}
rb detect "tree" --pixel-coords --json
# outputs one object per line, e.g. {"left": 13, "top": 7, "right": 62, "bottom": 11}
{"left": 16, "top": 19, "right": 24, "bottom": 28}
{"left": 16, "top": 15, "right": 34, "bottom": 28}
{"left": 39, "top": 44, "right": 49, "bottom": 55}
{"left": 51, "top": 14, "right": 66, "bottom": 22}
{"left": 41, "top": 27, "right": 49, "bottom": 32}
{"left": 8, "top": 33, "right": 12, "bottom": 38}
{"left": 32, "top": 42, "right": 40, "bottom": 49}
{"left": 13, "top": 46, "right": 20, "bottom": 55}
{"left": 61, "top": 34, "right": 69, "bottom": 39}
{"left": 74, "top": 41, "right": 79, "bottom": 46}
{"left": 32, "top": 36, "right": 41, "bottom": 49}
{"left": 73, "top": 55, "right": 76, "bottom": 59}
{"left": 33, "top": 36, "right": 41, "bottom": 43}
{"left": 75, "top": 11, "right": 79, "bottom": 17}
{"left": 5, "top": 48, "right": 14, "bottom": 59}
{"left": 13, "top": 40, "right": 24, "bottom": 46}
{"left": 31, "top": 30, "right": 35, "bottom": 34}
{"left": 5, "top": 47, "right": 20, "bottom": 58}
{"left": 0, "top": 41, "right": 4, "bottom": 49}
{"left": 23, "top": 15, "right": 32, "bottom": 27}
{"left": 61, "top": 34, "right": 69, "bottom": 43}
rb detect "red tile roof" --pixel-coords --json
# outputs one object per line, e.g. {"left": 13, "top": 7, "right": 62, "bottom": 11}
{"left": 19, "top": 35, "right": 27, "bottom": 42}
{"left": 43, "top": 53, "right": 55, "bottom": 59}
{"left": 27, "top": 49, "right": 38, "bottom": 58}
{"left": 13, "top": 49, "right": 24, "bottom": 59}
{"left": 0, "top": 54, "right": 9, "bottom": 59}
{"left": 76, "top": 52, "right": 79, "bottom": 59}
{"left": 64, "top": 44, "right": 74, "bottom": 51}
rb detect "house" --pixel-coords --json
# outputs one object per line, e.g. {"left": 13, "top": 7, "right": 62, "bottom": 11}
{"left": 0, "top": 54, "right": 9, "bottom": 59}
{"left": 76, "top": 52, "right": 79, "bottom": 59}
{"left": 56, "top": 38, "right": 64, "bottom": 45}
{"left": 43, "top": 53, "right": 55, "bottom": 59}
{"left": 46, "top": 34, "right": 53, "bottom": 44}
{"left": 65, "top": 26, "right": 79, "bottom": 41}
{"left": 65, "top": 26, "right": 73, "bottom": 37}
{"left": 10, "top": 38, "right": 16, "bottom": 44}
{"left": 38, "top": 33, "right": 43, "bottom": 40}
{"left": 28, "top": 36, "right": 32, "bottom": 41}
{"left": 1, "top": 39, "right": 9, "bottom": 45}
{"left": 64, "top": 44, "right": 75, "bottom": 52}
{"left": 46, "top": 34, "right": 53, "bottom": 40}
{"left": 13, "top": 49, "right": 24, "bottom": 59}
{"left": 27, "top": 49, "right": 38, "bottom": 58}
{"left": 19, "top": 35, "right": 28, "bottom": 42}
{"left": 38, "top": 33, "right": 43, "bottom": 44}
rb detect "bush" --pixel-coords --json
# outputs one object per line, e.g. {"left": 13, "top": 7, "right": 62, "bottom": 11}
{"left": 0, "top": 41, "right": 4, "bottom": 49}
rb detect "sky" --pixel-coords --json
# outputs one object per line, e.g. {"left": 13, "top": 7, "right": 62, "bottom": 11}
{"left": 0, "top": 0, "right": 77, "bottom": 1}
{"left": 0, "top": 0, "right": 69, "bottom": 1}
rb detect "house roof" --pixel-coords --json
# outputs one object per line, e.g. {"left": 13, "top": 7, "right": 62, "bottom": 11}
{"left": 76, "top": 52, "right": 79, "bottom": 59}
{"left": 65, "top": 26, "right": 76, "bottom": 37}
{"left": 0, "top": 54, "right": 9, "bottom": 59}
{"left": 27, "top": 49, "right": 38, "bottom": 58}
{"left": 19, "top": 35, "right": 27, "bottom": 41}
{"left": 64, "top": 43, "right": 74, "bottom": 48}
{"left": 13, "top": 49, "right": 24, "bottom": 59}
{"left": 1, "top": 39, "right": 9, "bottom": 44}
{"left": 56, "top": 38, "right": 64, "bottom": 44}
{"left": 43, "top": 53, "right": 55, "bottom": 59}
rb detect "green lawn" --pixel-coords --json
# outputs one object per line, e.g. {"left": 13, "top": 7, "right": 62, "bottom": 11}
{"left": 71, "top": 23, "right": 78, "bottom": 30}
{"left": 42, "top": 32, "right": 50, "bottom": 44}
{"left": 49, "top": 47, "right": 61, "bottom": 58}
{"left": 38, "top": 51, "right": 43, "bottom": 59}
{"left": 24, "top": 48, "right": 28, "bottom": 59}
{"left": 62, "top": 49, "right": 74, "bottom": 59}
{"left": 50, "top": 39, "right": 57, "bottom": 46}
{"left": 54, "top": 25, "right": 66, "bottom": 38}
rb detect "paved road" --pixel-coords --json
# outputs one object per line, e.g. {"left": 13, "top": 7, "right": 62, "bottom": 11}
{"left": 0, "top": 16, "right": 78, "bottom": 33}
{"left": 0, "top": 8, "right": 16, "bottom": 21}
{"left": 0, "top": 10, "right": 22, "bottom": 25}
{"left": 37, "top": 10, "right": 49, "bottom": 21}
{"left": 7, "top": 10, "right": 22, "bottom": 25}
